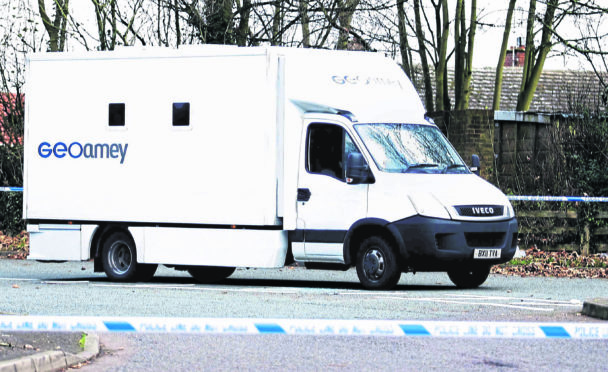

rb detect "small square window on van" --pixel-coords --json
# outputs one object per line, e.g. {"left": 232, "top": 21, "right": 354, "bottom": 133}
{"left": 108, "top": 103, "right": 125, "bottom": 126}
{"left": 172, "top": 102, "right": 190, "bottom": 126}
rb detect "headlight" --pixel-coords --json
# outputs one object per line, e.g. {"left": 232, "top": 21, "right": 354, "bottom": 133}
{"left": 506, "top": 202, "right": 515, "bottom": 218}
{"left": 408, "top": 192, "right": 451, "bottom": 220}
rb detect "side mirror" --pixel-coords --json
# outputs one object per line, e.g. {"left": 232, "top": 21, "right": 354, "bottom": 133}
{"left": 471, "top": 154, "right": 481, "bottom": 176}
{"left": 346, "top": 153, "right": 372, "bottom": 184}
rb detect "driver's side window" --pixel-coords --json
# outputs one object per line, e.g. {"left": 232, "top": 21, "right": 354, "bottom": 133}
{"left": 307, "top": 123, "right": 361, "bottom": 181}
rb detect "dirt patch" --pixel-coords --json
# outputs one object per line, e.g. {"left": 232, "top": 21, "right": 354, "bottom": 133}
{"left": 0, "top": 231, "right": 28, "bottom": 259}
{"left": 492, "top": 248, "right": 608, "bottom": 279}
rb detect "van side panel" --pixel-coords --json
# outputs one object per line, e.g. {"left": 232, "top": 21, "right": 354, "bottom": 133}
{"left": 131, "top": 227, "right": 287, "bottom": 268}
{"left": 24, "top": 52, "right": 279, "bottom": 226}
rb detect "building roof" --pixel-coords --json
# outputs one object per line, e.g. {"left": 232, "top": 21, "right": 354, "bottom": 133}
{"left": 0, "top": 93, "right": 23, "bottom": 146}
{"left": 412, "top": 66, "right": 607, "bottom": 113}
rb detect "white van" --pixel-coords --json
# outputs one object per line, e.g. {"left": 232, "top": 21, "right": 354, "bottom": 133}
{"left": 24, "top": 46, "right": 518, "bottom": 290}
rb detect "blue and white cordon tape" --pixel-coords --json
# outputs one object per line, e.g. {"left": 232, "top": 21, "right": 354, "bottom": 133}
{"left": 0, "top": 187, "right": 22, "bottom": 192}
{"left": 508, "top": 195, "right": 608, "bottom": 203}
{"left": 0, "top": 316, "right": 607, "bottom": 339}
{"left": 2, "top": 187, "right": 607, "bottom": 203}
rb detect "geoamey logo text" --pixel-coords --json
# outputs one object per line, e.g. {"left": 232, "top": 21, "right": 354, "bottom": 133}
{"left": 331, "top": 75, "right": 403, "bottom": 89}
{"left": 38, "top": 142, "right": 128, "bottom": 164}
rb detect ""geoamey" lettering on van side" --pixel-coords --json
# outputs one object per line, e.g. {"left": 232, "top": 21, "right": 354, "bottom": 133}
{"left": 38, "top": 142, "right": 128, "bottom": 164}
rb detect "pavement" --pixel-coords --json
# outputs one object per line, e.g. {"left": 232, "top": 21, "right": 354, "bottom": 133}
{"left": 0, "top": 332, "right": 99, "bottom": 372}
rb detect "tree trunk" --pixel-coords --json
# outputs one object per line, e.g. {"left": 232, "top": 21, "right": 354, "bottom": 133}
{"left": 461, "top": 0, "right": 476, "bottom": 109}
{"left": 300, "top": 0, "right": 310, "bottom": 48}
{"left": 414, "top": 0, "right": 434, "bottom": 112}
{"left": 271, "top": 1, "right": 282, "bottom": 45}
{"left": 205, "top": 0, "right": 234, "bottom": 44}
{"left": 236, "top": 0, "right": 251, "bottom": 46}
{"left": 454, "top": 0, "right": 464, "bottom": 108}
{"left": 517, "top": 0, "right": 558, "bottom": 111}
{"left": 174, "top": 0, "right": 181, "bottom": 47}
{"left": 38, "top": 0, "right": 70, "bottom": 52}
{"left": 336, "top": 0, "right": 360, "bottom": 50}
{"left": 435, "top": 0, "right": 449, "bottom": 111}
{"left": 396, "top": 0, "right": 411, "bottom": 78}
{"left": 93, "top": 1, "right": 107, "bottom": 51}
{"left": 493, "top": 0, "right": 516, "bottom": 111}
{"left": 519, "top": 0, "right": 537, "bottom": 108}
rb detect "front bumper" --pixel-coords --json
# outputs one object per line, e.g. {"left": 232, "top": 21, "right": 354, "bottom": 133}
{"left": 390, "top": 215, "right": 518, "bottom": 271}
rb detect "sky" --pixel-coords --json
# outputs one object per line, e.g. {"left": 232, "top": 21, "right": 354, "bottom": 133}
{"left": 7, "top": 0, "right": 608, "bottom": 72}
{"left": 468, "top": 1, "right": 606, "bottom": 70}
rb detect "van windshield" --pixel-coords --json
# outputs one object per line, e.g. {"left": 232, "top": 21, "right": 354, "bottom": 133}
{"left": 354, "top": 123, "right": 469, "bottom": 174}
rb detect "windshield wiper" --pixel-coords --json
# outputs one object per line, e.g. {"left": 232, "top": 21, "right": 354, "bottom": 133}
{"left": 405, "top": 163, "right": 439, "bottom": 172}
{"left": 443, "top": 163, "right": 466, "bottom": 171}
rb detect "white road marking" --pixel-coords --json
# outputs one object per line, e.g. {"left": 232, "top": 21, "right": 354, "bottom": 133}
{"left": 91, "top": 283, "right": 300, "bottom": 294}
{"left": 446, "top": 293, "right": 582, "bottom": 305}
{"left": 378, "top": 296, "right": 555, "bottom": 312}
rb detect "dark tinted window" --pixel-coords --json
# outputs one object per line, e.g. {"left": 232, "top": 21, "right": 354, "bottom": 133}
{"left": 172, "top": 102, "right": 190, "bottom": 126}
{"left": 307, "top": 123, "right": 362, "bottom": 181}
{"left": 108, "top": 103, "right": 125, "bottom": 126}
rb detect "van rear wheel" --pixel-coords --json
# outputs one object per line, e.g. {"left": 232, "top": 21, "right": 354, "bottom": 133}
{"left": 447, "top": 265, "right": 491, "bottom": 288}
{"left": 101, "top": 231, "right": 157, "bottom": 282}
{"left": 355, "top": 236, "right": 401, "bottom": 290}
{"left": 188, "top": 266, "right": 236, "bottom": 284}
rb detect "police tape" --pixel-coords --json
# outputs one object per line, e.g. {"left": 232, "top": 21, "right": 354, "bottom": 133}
{"left": 508, "top": 195, "right": 608, "bottom": 203}
{"left": 0, "top": 187, "right": 22, "bottom": 192}
{"left": 0, "top": 316, "right": 607, "bottom": 339}
{"left": 2, "top": 187, "right": 607, "bottom": 203}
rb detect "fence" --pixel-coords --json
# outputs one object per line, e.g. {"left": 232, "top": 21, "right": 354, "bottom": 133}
{"left": 510, "top": 196, "right": 608, "bottom": 255}
{"left": 2, "top": 188, "right": 608, "bottom": 255}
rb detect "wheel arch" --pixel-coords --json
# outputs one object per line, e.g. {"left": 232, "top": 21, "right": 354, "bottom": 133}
{"left": 343, "top": 218, "right": 408, "bottom": 266}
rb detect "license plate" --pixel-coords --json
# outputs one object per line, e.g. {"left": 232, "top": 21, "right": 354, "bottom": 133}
{"left": 474, "top": 249, "right": 501, "bottom": 259}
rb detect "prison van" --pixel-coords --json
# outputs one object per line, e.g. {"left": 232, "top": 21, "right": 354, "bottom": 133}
{"left": 24, "top": 46, "right": 518, "bottom": 290}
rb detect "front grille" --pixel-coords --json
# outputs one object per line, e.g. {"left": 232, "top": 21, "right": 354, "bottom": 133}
{"left": 456, "top": 205, "right": 504, "bottom": 217}
{"left": 465, "top": 233, "right": 505, "bottom": 247}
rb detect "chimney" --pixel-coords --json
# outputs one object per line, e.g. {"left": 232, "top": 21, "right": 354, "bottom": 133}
{"left": 505, "top": 47, "right": 526, "bottom": 67}
{"left": 505, "top": 37, "right": 526, "bottom": 67}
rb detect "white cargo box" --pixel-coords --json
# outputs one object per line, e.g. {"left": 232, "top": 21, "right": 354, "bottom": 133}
{"left": 24, "top": 49, "right": 279, "bottom": 226}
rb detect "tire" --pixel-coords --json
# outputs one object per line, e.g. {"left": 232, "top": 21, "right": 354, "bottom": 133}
{"left": 447, "top": 265, "right": 491, "bottom": 289}
{"left": 355, "top": 236, "right": 401, "bottom": 290}
{"left": 101, "top": 231, "right": 157, "bottom": 282}
{"left": 188, "top": 266, "right": 236, "bottom": 284}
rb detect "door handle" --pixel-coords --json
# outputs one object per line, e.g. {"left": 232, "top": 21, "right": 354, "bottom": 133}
{"left": 297, "top": 188, "right": 311, "bottom": 202}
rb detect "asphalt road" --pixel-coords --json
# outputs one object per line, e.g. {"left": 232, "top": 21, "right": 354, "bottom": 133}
{"left": 1, "top": 260, "right": 607, "bottom": 371}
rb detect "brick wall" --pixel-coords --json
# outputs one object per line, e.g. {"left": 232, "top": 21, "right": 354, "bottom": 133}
{"left": 428, "top": 110, "right": 554, "bottom": 193}
{"left": 428, "top": 110, "right": 496, "bottom": 180}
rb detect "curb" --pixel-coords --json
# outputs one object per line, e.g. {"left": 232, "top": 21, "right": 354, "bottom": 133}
{"left": 582, "top": 298, "right": 608, "bottom": 320}
{"left": 0, "top": 333, "right": 99, "bottom": 372}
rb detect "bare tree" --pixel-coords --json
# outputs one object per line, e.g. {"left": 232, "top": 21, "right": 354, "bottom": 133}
{"left": 493, "top": 0, "right": 517, "bottom": 111}
{"left": 435, "top": 0, "right": 450, "bottom": 111}
{"left": 93, "top": 0, "right": 118, "bottom": 51}
{"left": 396, "top": 0, "right": 413, "bottom": 78}
{"left": 454, "top": 0, "right": 476, "bottom": 110}
{"left": 516, "top": 0, "right": 580, "bottom": 111}
{"left": 413, "top": 0, "right": 434, "bottom": 111}
{"left": 38, "top": 0, "right": 70, "bottom": 51}
{"left": 300, "top": 0, "right": 311, "bottom": 47}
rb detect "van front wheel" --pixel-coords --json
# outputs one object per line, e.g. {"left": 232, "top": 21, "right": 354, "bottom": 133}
{"left": 355, "top": 236, "right": 401, "bottom": 290}
{"left": 447, "top": 265, "right": 491, "bottom": 288}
